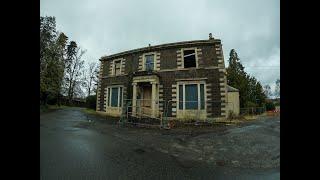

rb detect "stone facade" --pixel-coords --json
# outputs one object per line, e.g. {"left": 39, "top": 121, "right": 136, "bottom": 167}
{"left": 96, "top": 37, "right": 228, "bottom": 120}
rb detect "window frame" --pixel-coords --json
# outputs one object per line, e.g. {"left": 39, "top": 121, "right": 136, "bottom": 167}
{"left": 181, "top": 47, "right": 198, "bottom": 69}
{"left": 112, "top": 58, "right": 122, "bottom": 76}
{"left": 177, "top": 81, "right": 206, "bottom": 111}
{"left": 142, "top": 52, "right": 156, "bottom": 71}
{"left": 106, "top": 85, "right": 124, "bottom": 108}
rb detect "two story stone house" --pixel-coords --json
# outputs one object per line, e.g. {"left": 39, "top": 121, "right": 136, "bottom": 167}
{"left": 96, "top": 34, "right": 238, "bottom": 121}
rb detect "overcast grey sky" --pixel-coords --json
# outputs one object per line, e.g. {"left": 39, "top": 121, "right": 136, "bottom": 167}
{"left": 40, "top": 0, "right": 279, "bottom": 89}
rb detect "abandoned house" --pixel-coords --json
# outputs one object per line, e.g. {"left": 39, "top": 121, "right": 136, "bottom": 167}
{"left": 96, "top": 34, "right": 240, "bottom": 121}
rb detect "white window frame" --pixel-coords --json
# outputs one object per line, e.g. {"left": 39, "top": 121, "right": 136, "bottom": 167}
{"left": 181, "top": 47, "right": 198, "bottom": 69}
{"left": 112, "top": 59, "right": 122, "bottom": 76}
{"left": 106, "top": 85, "right": 124, "bottom": 108}
{"left": 142, "top": 52, "right": 156, "bottom": 71}
{"left": 176, "top": 81, "right": 206, "bottom": 111}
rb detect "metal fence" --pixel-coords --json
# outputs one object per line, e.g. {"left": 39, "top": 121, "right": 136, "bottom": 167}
{"left": 239, "top": 107, "right": 266, "bottom": 116}
{"left": 119, "top": 99, "right": 164, "bottom": 128}
{"left": 118, "top": 99, "right": 268, "bottom": 128}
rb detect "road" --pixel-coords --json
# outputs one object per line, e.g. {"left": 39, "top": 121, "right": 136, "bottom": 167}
{"left": 40, "top": 107, "right": 280, "bottom": 180}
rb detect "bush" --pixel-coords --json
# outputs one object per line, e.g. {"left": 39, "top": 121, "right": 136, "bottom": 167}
{"left": 86, "top": 95, "right": 97, "bottom": 110}
{"left": 265, "top": 101, "right": 275, "bottom": 111}
{"left": 245, "top": 101, "right": 257, "bottom": 108}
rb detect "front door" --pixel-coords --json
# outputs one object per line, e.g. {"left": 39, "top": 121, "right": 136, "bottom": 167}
{"left": 141, "top": 85, "right": 152, "bottom": 115}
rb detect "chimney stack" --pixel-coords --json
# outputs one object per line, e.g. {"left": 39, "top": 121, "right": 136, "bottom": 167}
{"left": 209, "top": 33, "right": 213, "bottom": 40}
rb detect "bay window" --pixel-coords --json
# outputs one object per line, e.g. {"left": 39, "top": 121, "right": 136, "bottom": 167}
{"left": 107, "top": 86, "right": 123, "bottom": 107}
{"left": 178, "top": 83, "right": 205, "bottom": 110}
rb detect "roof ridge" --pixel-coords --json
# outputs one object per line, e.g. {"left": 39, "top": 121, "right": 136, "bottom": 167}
{"left": 100, "top": 39, "right": 220, "bottom": 60}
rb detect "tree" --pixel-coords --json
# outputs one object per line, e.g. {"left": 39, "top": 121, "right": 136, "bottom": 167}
{"left": 63, "top": 41, "right": 86, "bottom": 104}
{"left": 84, "top": 62, "right": 99, "bottom": 97}
{"left": 226, "top": 49, "right": 266, "bottom": 108}
{"left": 274, "top": 79, "right": 280, "bottom": 98}
{"left": 40, "top": 16, "right": 68, "bottom": 105}
{"left": 263, "top": 85, "right": 272, "bottom": 98}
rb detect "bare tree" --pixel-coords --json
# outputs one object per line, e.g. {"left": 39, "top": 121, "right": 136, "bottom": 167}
{"left": 263, "top": 85, "right": 272, "bottom": 98}
{"left": 84, "top": 62, "right": 99, "bottom": 97}
{"left": 63, "top": 41, "right": 86, "bottom": 104}
{"left": 274, "top": 79, "right": 280, "bottom": 98}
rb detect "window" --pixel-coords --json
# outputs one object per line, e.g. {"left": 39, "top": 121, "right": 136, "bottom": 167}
{"left": 107, "top": 86, "right": 123, "bottom": 107}
{"left": 114, "top": 60, "right": 121, "bottom": 75}
{"left": 183, "top": 49, "right": 197, "bottom": 68}
{"left": 185, "top": 84, "right": 198, "bottom": 109}
{"left": 144, "top": 54, "right": 155, "bottom": 71}
{"left": 179, "top": 85, "right": 183, "bottom": 109}
{"left": 111, "top": 87, "right": 119, "bottom": 107}
{"left": 178, "top": 83, "right": 205, "bottom": 110}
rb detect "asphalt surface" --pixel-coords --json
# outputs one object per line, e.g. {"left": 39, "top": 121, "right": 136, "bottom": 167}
{"left": 40, "top": 107, "right": 280, "bottom": 180}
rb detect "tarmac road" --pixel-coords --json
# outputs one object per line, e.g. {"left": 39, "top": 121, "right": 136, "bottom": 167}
{"left": 40, "top": 107, "right": 280, "bottom": 180}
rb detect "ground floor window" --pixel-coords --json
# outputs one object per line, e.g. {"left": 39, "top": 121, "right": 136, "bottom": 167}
{"left": 178, "top": 83, "right": 205, "bottom": 110}
{"left": 107, "top": 86, "right": 123, "bottom": 107}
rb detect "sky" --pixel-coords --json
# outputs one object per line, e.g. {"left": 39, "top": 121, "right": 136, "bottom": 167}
{"left": 40, "top": 0, "right": 279, "bottom": 91}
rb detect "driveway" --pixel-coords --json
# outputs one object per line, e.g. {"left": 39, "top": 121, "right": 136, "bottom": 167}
{"left": 40, "top": 107, "right": 280, "bottom": 180}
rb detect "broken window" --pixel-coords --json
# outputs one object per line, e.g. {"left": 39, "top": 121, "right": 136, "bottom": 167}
{"left": 183, "top": 49, "right": 196, "bottom": 68}
{"left": 114, "top": 60, "right": 121, "bottom": 75}
{"left": 145, "top": 54, "right": 154, "bottom": 71}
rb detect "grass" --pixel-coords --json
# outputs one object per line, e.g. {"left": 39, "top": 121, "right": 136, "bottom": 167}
{"left": 48, "top": 104, "right": 68, "bottom": 109}
{"left": 82, "top": 108, "right": 97, "bottom": 115}
{"left": 40, "top": 104, "right": 68, "bottom": 113}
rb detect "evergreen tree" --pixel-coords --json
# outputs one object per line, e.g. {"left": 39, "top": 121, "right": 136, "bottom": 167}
{"left": 226, "top": 49, "right": 266, "bottom": 108}
{"left": 40, "top": 16, "right": 68, "bottom": 105}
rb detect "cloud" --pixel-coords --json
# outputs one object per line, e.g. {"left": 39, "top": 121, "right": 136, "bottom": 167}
{"left": 41, "top": 0, "right": 279, "bottom": 87}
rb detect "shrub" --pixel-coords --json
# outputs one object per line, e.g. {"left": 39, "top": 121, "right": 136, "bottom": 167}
{"left": 245, "top": 101, "right": 257, "bottom": 108}
{"left": 86, "top": 95, "right": 97, "bottom": 110}
{"left": 265, "top": 101, "right": 276, "bottom": 111}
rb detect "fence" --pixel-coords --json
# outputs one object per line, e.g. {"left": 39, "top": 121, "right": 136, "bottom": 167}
{"left": 119, "top": 99, "right": 164, "bottom": 128}
{"left": 119, "top": 99, "right": 239, "bottom": 127}
{"left": 118, "top": 98, "right": 270, "bottom": 128}
{"left": 240, "top": 107, "right": 266, "bottom": 116}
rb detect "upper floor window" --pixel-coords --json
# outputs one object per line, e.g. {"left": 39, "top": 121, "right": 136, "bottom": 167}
{"left": 143, "top": 53, "right": 156, "bottom": 71}
{"left": 114, "top": 60, "right": 121, "bottom": 75}
{"left": 183, "top": 49, "right": 197, "bottom": 68}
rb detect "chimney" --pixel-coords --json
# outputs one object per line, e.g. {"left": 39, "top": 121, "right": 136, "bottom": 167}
{"left": 209, "top": 33, "right": 213, "bottom": 40}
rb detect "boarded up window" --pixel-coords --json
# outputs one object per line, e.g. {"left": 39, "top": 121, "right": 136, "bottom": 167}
{"left": 183, "top": 49, "right": 196, "bottom": 68}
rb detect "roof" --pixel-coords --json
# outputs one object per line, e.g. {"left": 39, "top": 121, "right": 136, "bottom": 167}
{"left": 100, "top": 38, "right": 221, "bottom": 61}
{"left": 227, "top": 85, "right": 239, "bottom": 92}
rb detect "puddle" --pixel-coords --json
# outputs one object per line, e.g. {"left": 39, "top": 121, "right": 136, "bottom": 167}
{"left": 134, "top": 148, "right": 145, "bottom": 154}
